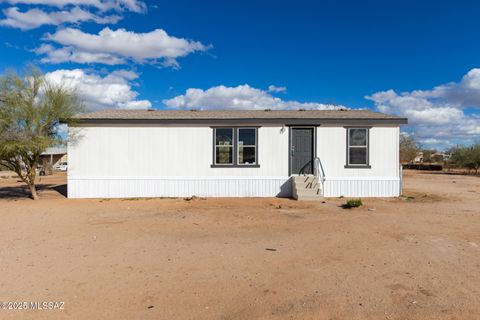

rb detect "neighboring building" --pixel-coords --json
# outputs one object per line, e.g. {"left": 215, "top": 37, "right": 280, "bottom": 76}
{"left": 414, "top": 152, "right": 424, "bottom": 163}
{"left": 414, "top": 151, "right": 450, "bottom": 164}
{"left": 67, "top": 109, "right": 407, "bottom": 199}
{"left": 432, "top": 152, "right": 451, "bottom": 162}
{"left": 40, "top": 147, "right": 67, "bottom": 168}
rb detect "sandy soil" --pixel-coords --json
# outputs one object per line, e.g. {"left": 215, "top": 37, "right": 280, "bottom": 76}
{"left": 0, "top": 170, "right": 479, "bottom": 319}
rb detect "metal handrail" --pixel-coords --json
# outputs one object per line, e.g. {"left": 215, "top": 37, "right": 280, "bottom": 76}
{"left": 313, "top": 157, "right": 326, "bottom": 194}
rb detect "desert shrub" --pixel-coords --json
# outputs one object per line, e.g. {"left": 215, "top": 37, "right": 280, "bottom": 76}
{"left": 342, "top": 198, "right": 363, "bottom": 209}
{"left": 450, "top": 144, "right": 480, "bottom": 174}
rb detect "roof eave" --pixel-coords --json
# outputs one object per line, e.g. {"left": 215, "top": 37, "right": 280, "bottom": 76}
{"left": 71, "top": 117, "right": 408, "bottom": 126}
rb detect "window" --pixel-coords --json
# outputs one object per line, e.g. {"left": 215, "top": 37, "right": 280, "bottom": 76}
{"left": 215, "top": 128, "right": 233, "bottom": 165}
{"left": 237, "top": 128, "right": 257, "bottom": 165}
{"left": 346, "top": 128, "right": 370, "bottom": 167}
{"left": 213, "top": 127, "right": 258, "bottom": 167}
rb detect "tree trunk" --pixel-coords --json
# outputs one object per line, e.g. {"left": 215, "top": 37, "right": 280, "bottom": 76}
{"left": 29, "top": 183, "right": 39, "bottom": 200}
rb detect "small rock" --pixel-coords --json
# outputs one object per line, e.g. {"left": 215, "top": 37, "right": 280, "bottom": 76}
{"left": 147, "top": 305, "right": 154, "bottom": 309}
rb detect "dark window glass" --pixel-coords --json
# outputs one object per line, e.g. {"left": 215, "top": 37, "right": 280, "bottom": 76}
{"left": 349, "top": 148, "right": 367, "bottom": 165}
{"left": 349, "top": 128, "right": 367, "bottom": 146}
{"left": 238, "top": 128, "right": 256, "bottom": 145}
{"left": 213, "top": 127, "right": 258, "bottom": 166}
{"left": 238, "top": 128, "right": 256, "bottom": 165}
{"left": 216, "top": 146, "right": 233, "bottom": 164}
{"left": 215, "top": 128, "right": 233, "bottom": 146}
{"left": 215, "top": 128, "right": 233, "bottom": 164}
{"left": 238, "top": 146, "right": 256, "bottom": 164}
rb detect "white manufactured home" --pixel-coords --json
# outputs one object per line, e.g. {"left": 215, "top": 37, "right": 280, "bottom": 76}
{"left": 67, "top": 109, "right": 407, "bottom": 199}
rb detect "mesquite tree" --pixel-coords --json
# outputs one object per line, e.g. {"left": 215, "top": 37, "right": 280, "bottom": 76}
{"left": 0, "top": 68, "right": 83, "bottom": 199}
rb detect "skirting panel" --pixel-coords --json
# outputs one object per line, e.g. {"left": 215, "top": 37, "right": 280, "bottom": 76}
{"left": 323, "top": 178, "right": 400, "bottom": 197}
{"left": 68, "top": 177, "right": 292, "bottom": 199}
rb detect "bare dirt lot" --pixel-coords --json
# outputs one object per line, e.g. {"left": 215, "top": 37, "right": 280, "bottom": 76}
{"left": 0, "top": 171, "right": 479, "bottom": 319}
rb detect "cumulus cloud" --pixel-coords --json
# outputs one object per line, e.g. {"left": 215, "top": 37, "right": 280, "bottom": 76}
{"left": 0, "top": 6, "right": 121, "bottom": 30}
{"left": 1, "top": 0, "right": 146, "bottom": 13}
{"left": 268, "top": 85, "right": 287, "bottom": 93}
{"left": 38, "top": 27, "right": 211, "bottom": 67}
{"left": 366, "top": 68, "right": 480, "bottom": 147}
{"left": 0, "top": 0, "right": 145, "bottom": 29}
{"left": 45, "top": 69, "right": 151, "bottom": 110}
{"left": 36, "top": 44, "right": 126, "bottom": 65}
{"left": 163, "top": 84, "right": 345, "bottom": 110}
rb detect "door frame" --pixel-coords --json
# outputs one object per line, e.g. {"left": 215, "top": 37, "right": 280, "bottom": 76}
{"left": 288, "top": 126, "right": 317, "bottom": 176}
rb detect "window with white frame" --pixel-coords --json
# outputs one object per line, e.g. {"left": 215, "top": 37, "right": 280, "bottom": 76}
{"left": 213, "top": 127, "right": 258, "bottom": 167}
{"left": 346, "top": 128, "right": 370, "bottom": 167}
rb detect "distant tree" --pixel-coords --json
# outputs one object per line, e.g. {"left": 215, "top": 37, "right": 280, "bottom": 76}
{"left": 432, "top": 153, "right": 444, "bottom": 163}
{"left": 421, "top": 149, "right": 437, "bottom": 163}
{"left": 399, "top": 134, "right": 420, "bottom": 163}
{"left": 0, "top": 68, "right": 83, "bottom": 199}
{"left": 450, "top": 143, "right": 480, "bottom": 174}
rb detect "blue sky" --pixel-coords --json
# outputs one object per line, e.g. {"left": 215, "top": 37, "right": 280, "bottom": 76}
{"left": 0, "top": 0, "right": 479, "bottom": 149}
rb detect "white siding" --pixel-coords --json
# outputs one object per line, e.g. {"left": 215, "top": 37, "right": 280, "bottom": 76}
{"left": 68, "top": 123, "right": 401, "bottom": 198}
{"left": 317, "top": 125, "right": 400, "bottom": 197}
{"left": 68, "top": 125, "right": 291, "bottom": 198}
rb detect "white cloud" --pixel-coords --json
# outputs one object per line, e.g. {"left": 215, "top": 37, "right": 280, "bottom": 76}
{"left": 39, "top": 27, "right": 211, "bottom": 67}
{"left": 163, "top": 84, "right": 345, "bottom": 110}
{"left": 1, "top": 0, "right": 146, "bottom": 13}
{"left": 36, "top": 44, "right": 126, "bottom": 65}
{"left": 366, "top": 68, "right": 480, "bottom": 147}
{"left": 45, "top": 68, "right": 151, "bottom": 110}
{"left": 0, "top": 6, "right": 120, "bottom": 30}
{"left": 268, "top": 85, "right": 287, "bottom": 93}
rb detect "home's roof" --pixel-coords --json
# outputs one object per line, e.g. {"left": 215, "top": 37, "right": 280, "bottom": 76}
{"left": 73, "top": 109, "right": 408, "bottom": 125}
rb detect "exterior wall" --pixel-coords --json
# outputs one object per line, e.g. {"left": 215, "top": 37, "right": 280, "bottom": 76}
{"left": 68, "top": 125, "right": 291, "bottom": 198}
{"left": 68, "top": 123, "right": 401, "bottom": 199}
{"left": 317, "top": 125, "right": 400, "bottom": 197}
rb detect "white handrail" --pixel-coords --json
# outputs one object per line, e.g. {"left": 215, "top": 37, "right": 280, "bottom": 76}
{"left": 313, "top": 157, "right": 326, "bottom": 195}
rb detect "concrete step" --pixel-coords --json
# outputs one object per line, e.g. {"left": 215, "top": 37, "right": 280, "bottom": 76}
{"left": 292, "top": 175, "right": 317, "bottom": 183}
{"left": 294, "top": 181, "right": 320, "bottom": 189}
{"left": 295, "top": 188, "right": 321, "bottom": 195}
{"left": 292, "top": 175, "right": 323, "bottom": 200}
{"left": 295, "top": 195, "right": 322, "bottom": 201}
{"left": 292, "top": 176, "right": 319, "bottom": 188}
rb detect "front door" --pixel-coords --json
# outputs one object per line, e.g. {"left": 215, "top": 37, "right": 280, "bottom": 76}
{"left": 290, "top": 128, "right": 314, "bottom": 175}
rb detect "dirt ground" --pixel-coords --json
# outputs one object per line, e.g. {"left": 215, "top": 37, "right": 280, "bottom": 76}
{"left": 0, "top": 171, "right": 479, "bottom": 320}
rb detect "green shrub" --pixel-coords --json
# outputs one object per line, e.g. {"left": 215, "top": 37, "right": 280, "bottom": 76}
{"left": 342, "top": 198, "right": 363, "bottom": 209}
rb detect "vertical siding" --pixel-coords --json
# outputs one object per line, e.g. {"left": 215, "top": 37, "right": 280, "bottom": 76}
{"left": 68, "top": 123, "right": 401, "bottom": 198}
{"left": 68, "top": 177, "right": 292, "bottom": 198}
{"left": 68, "top": 125, "right": 291, "bottom": 198}
{"left": 317, "top": 125, "right": 400, "bottom": 197}
{"left": 69, "top": 125, "right": 289, "bottom": 177}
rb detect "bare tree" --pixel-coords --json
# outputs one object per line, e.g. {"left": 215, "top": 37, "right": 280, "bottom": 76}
{"left": 399, "top": 134, "right": 420, "bottom": 163}
{"left": 0, "top": 68, "right": 83, "bottom": 199}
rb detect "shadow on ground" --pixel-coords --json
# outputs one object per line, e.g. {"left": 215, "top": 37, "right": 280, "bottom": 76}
{"left": 0, "top": 183, "right": 67, "bottom": 200}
